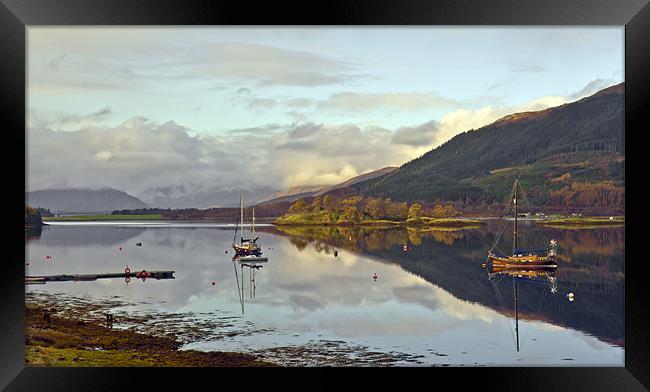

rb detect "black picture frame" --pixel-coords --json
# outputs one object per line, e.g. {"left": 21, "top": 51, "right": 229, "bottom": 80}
{"left": 2, "top": 0, "right": 648, "bottom": 390}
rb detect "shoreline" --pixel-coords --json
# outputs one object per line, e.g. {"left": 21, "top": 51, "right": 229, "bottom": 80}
{"left": 25, "top": 302, "right": 274, "bottom": 367}
{"left": 42, "top": 214, "right": 625, "bottom": 228}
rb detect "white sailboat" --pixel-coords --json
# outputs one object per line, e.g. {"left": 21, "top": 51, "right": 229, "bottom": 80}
{"left": 232, "top": 193, "right": 266, "bottom": 260}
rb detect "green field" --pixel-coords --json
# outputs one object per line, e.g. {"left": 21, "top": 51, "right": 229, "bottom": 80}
{"left": 43, "top": 214, "right": 164, "bottom": 221}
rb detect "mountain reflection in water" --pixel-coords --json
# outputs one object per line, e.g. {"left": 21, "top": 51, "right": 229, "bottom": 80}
{"left": 271, "top": 223, "right": 624, "bottom": 347}
{"left": 26, "top": 222, "right": 624, "bottom": 365}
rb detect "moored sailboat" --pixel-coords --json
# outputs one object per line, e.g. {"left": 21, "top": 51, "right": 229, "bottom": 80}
{"left": 233, "top": 193, "right": 262, "bottom": 257}
{"left": 486, "top": 178, "right": 558, "bottom": 270}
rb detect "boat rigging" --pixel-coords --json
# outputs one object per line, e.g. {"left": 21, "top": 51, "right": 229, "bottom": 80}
{"left": 487, "top": 178, "right": 558, "bottom": 270}
{"left": 232, "top": 192, "right": 263, "bottom": 257}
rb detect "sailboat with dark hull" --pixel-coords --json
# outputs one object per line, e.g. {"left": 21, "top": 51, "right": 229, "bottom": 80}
{"left": 487, "top": 179, "right": 558, "bottom": 270}
{"left": 484, "top": 178, "right": 558, "bottom": 352}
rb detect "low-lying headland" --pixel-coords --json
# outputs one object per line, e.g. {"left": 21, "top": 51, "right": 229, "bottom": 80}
{"left": 43, "top": 214, "right": 164, "bottom": 222}
{"left": 538, "top": 216, "right": 625, "bottom": 228}
{"left": 25, "top": 302, "right": 273, "bottom": 367}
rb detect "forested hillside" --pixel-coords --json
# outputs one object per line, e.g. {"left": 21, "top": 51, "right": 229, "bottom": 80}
{"left": 357, "top": 83, "right": 624, "bottom": 212}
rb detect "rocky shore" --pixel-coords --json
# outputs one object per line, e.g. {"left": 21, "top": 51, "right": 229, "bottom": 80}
{"left": 25, "top": 302, "right": 274, "bottom": 367}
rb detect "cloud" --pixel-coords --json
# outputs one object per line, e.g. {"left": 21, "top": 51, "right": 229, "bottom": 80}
{"left": 432, "top": 95, "right": 567, "bottom": 148}
{"left": 27, "top": 88, "right": 575, "bottom": 199}
{"left": 92, "top": 106, "right": 112, "bottom": 116}
{"left": 569, "top": 78, "right": 618, "bottom": 100}
{"left": 317, "top": 92, "right": 460, "bottom": 113}
{"left": 27, "top": 117, "right": 250, "bottom": 200}
{"left": 30, "top": 38, "right": 363, "bottom": 93}
{"left": 28, "top": 116, "right": 412, "bottom": 197}
{"left": 391, "top": 121, "right": 440, "bottom": 147}
{"left": 195, "top": 42, "right": 361, "bottom": 86}
{"left": 285, "top": 98, "right": 313, "bottom": 108}
{"left": 45, "top": 106, "right": 113, "bottom": 130}
{"left": 247, "top": 98, "right": 277, "bottom": 109}
{"left": 509, "top": 61, "right": 547, "bottom": 73}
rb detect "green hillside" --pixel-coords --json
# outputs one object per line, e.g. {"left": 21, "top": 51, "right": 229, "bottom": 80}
{"left": 358, "top": 83, "right": 624, "bottom": 212}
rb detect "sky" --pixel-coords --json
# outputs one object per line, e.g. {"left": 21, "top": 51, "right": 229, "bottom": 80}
{"left": 26, "top": 27, "right": 624, "bottom": 203}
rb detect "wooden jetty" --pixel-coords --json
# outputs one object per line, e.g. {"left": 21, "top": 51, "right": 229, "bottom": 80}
{"left": 25, "top": 270, "right": 175, "bottom": 285}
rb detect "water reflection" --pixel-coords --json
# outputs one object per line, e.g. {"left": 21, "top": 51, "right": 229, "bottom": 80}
{"left": 485, "top": 266, "right": 558, "bottom": 352}
{"left": 273, "top": 224, "right": 624, "bottom": 347}
{"left": 233, "top": 256, "right": 270, "bottom": 314}
{"left": 25, "top": 222, "right": 624, "bottom": 365}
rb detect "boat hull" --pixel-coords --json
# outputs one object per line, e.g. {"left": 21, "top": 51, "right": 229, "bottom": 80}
{"left": 487, "top": 253, "right": 557, "bottom": 271}
{"left": 233, "top": 244, "right": 262, "bottom": 256}
{"left": 235, "top": 255, "right": 269, "bottom": 263}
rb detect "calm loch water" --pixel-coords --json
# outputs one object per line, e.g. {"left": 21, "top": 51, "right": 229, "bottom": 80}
{"left": 25, "top": 221, "right": 624, "bottom": 366}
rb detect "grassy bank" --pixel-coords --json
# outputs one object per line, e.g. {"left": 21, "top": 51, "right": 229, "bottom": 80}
{"left": 44, "top": 214, "right": 164, "bottom": 222}
{"left": 274, "top": 212, "right": 483, "bottom": 229}
{"left": 404, "top": 217, "right": 484, "bottom": 228}
{"left": 25, "top": 303, "right": 272, "bottom": 367}
{"left": 539, "top": 216, "right": 624, "bottom": 228}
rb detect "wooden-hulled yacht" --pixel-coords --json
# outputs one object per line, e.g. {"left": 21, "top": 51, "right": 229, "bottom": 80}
{"left": 487, "top": 179, "right": 558, "bottom": 270}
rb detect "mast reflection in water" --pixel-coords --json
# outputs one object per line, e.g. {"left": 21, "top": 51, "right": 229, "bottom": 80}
{"left": 232, "top": 255, "right": 269, "bottom": 314}
{"left": 485, "top": 264, "right": 558, "bottom": 352}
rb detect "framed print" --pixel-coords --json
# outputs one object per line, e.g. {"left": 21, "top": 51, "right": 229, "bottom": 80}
{"left": 2, "top": 0, "right": 649, "bottom": 390}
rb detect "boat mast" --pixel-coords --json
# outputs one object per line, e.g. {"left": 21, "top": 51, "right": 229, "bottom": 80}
{"left": 514, "top": 277, "right": 520, "bottom": 352}
{"left": 240, "top": 193, "right": 244, "bottom": 244}
{"left": 251, "top": 208, "right": 255, "bottom": 236}
{"left": 513, "top": 179, "right": 518, "bottom": 253}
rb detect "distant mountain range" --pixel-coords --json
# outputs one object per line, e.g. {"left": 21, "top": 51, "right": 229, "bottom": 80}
{"left": 26, "top": 84, "right": 624, "bottom": 215}
{"left": 255, "top": 167, "right": 397, "bottom": 206}
{"left": 138, "top": 185, "right": 278, "bottom": 209}
{"left": 26, "top": 188, "right": 149, "bottom": 213}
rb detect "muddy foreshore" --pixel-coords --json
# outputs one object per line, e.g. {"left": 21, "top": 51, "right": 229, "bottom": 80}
{"left": 25, "top": 301, "right": 274, "bottom": 367}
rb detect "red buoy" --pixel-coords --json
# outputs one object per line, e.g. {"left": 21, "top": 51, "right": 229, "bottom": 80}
{"left": 212, "top": 281, "right": 216, "bottom": 286}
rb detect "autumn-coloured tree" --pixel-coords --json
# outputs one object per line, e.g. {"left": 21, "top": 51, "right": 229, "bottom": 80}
{"left": 397, "top": 202, "right": 409, "bottom": 219}
{"left": 338, "top": 205, "right": 362, "bottom": 224}
{"left": 363, "top": 198, "right": 383, "bottom": 219}
{"left": 25, "top": 206, "right": 43, "bottom": 227}
{"left": 407, "top": 203, "right": 423, "bottom": 220}
{"left": 322, "top": 195, "right": 338, "bottom": 211}
{"left": 311, "top": 196, "right": 322, "bottom": 213}
{"left": 288, "top": 199, "right": 309, "bottom": 213}
{"left": 342, "top": 196, "right": 363, "bottom": 208}
{"left": 431, "top": 204, "right": 446, "bottom": 218}
{"left": 442, "top": 204, "right": 457, "bottom": 217}
{"left": 548, "top": 181, "right": 624, "bottom": 208}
